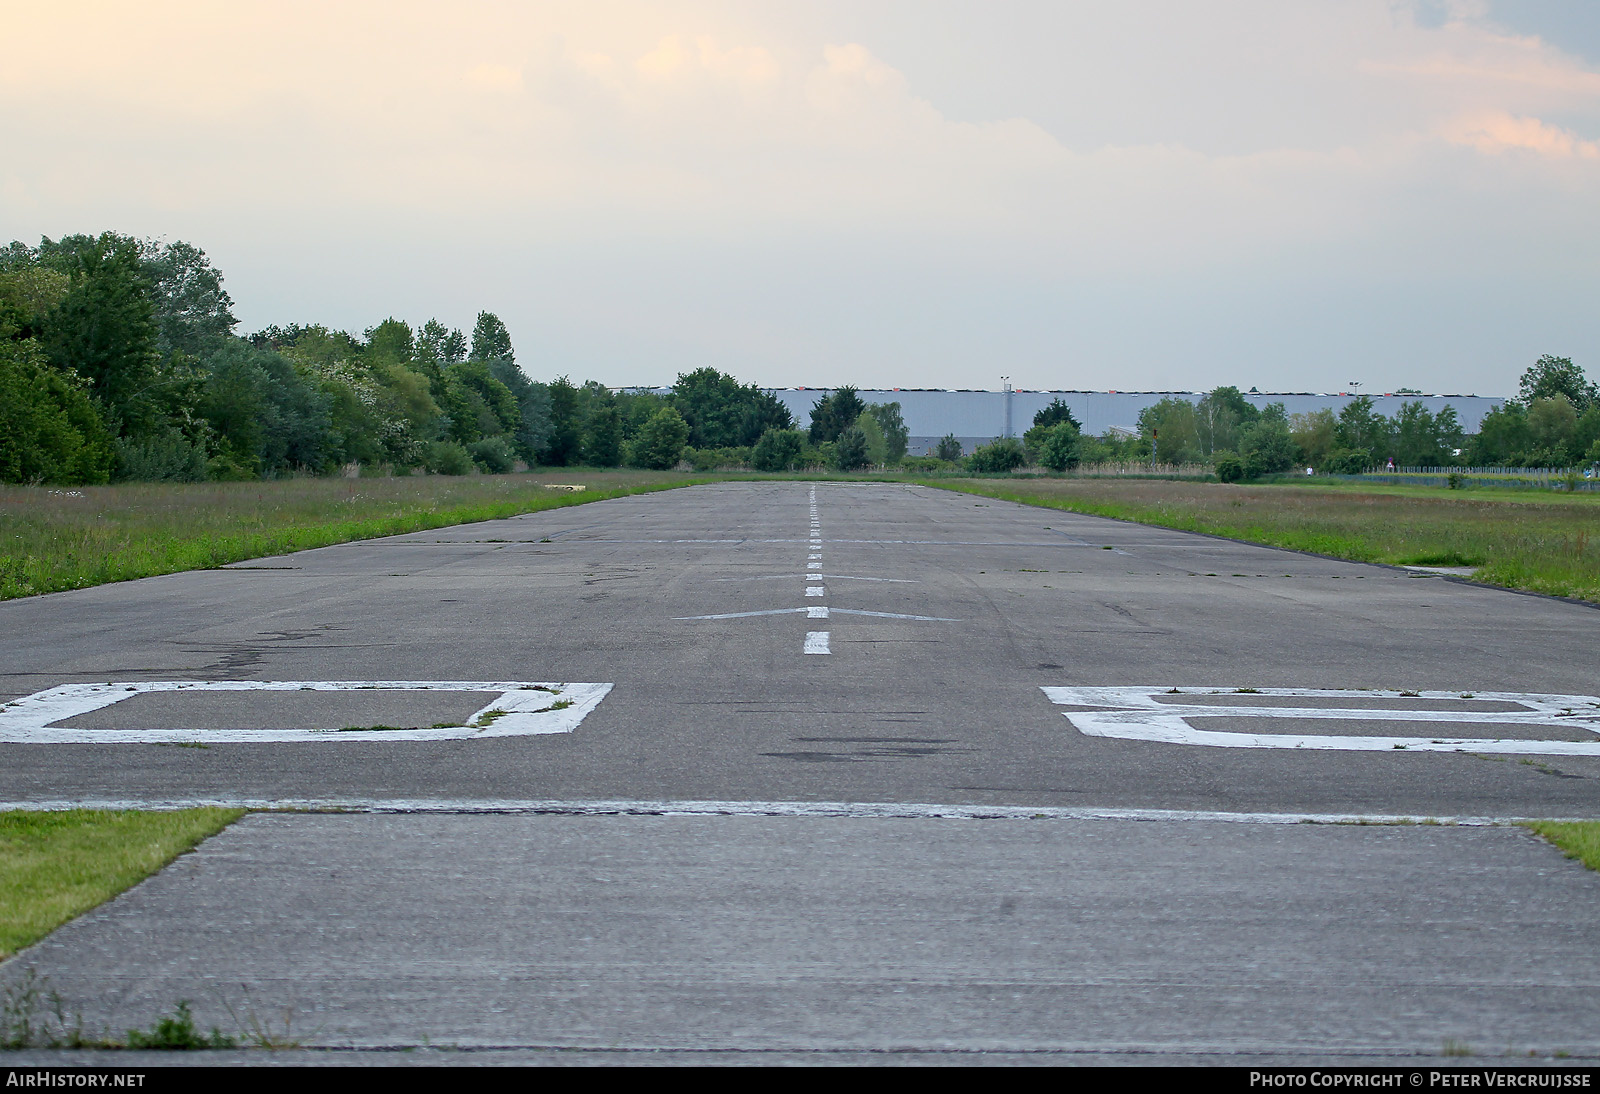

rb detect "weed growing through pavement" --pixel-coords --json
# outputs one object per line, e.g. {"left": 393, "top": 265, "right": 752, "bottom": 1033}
{"left": 124, "top": 1001, "right": 236, "bottom": 1050}
{"left": 1, "top": 970, "right": 100, "bottom": 1049}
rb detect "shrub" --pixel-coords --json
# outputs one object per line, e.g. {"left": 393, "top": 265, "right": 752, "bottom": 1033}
{"left": 628, "top": 406, "right": 689, "bottom": 470}
{"left": 467, "top": 436, "right": 516, "bottom": 474}
{"left": 424, "top": 440, "right": 475, "bottom": 476}
{"left": 833, "top": 427, "right": 870, "bottom": 471}
{"left": 1323, "top": 448, "right": 1372, "bottom": 475}
{"left": 1214, "top": 453, "right": 1245, "bottom": 483}
{"left": 113, "top": 432, "right": 208, "bottom": 483}
{"left": 751, "top": 428, "right": 805, "bottom": 472}
{"left": 1036, "top": 422, "right": 1082, "bottom": 472}
{"left": 900, "top": 456, "right": 956, "bottom": 473}
{"left": 967, "top": 437, "right": 1025, "bottom": 474}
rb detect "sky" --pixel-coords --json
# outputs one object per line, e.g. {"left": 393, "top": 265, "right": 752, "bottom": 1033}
{"left": 3, "top": 1, "right": 1597, "bottom": 395}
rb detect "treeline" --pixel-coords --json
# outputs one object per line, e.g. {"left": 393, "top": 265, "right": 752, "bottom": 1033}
{"left": 951, "top": 359, "right": 1595, "bottom": 481}
{"left": 985, "top": 359, "right": 1597, "bottom": 482}
{"left": 0, "top": 232, "right": 823, "bottom": 484}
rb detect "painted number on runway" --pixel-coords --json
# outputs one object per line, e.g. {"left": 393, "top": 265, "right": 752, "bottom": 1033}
{"left": 0, "top": 680, "right": 614, "bottom": 744}
{"left": 1042, "top": 686, "right": 1600, "bottom": 756}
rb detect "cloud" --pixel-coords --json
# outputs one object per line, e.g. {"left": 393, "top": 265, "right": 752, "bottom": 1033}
{"left": 1445, "top": 111, "right": 1600, "bottom": 159}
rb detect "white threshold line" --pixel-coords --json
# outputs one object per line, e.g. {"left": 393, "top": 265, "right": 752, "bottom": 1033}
{"left": 0, "top": 798, "right": 1577, "bottom": 825}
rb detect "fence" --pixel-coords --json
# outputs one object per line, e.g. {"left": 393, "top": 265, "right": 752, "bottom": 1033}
{"left": 1330, "top": 466, "right": 1600, "bottom": 491}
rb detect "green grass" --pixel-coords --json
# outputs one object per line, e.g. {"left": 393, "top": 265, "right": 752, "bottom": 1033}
{"left": 0, "top": 808, "right": 243, "bottom": 959}
{"left": 930, "top": 477, "right": 1600, "bottom": 603}
{"left": 1525, "top": 821, "right": 1600, "bottom": 872}
{"left": 0, "top": 471, "right": 699, "bottom": 600}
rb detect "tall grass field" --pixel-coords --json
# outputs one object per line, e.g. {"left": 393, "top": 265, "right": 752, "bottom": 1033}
{"left": 936, "top": 477, "right": 1600, "bottom": 604}
{"left": 0, "top": 471, "right": 696, "bottom": 600}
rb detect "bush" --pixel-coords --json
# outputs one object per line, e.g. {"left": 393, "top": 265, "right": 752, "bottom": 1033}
{"left": 1323, "top": 448, "right": 1372, "bottom": 475}
{"left": 900, "top": 456, "right": 956, "bottom": 473}
{"left": 751, "top": 428, "right": 805, "bottom": 472}
{"left": 935, "top": 434, "right": 964, "bottom": 462}
{"left": 114, "top": 432, "right": 208, "bottom": 483}
{"left": 467, "top": 435, "right": 516, "bottom": 474}
{"left": 1214, "top": 453, "right": 1245, "bottom": 483}
{"left": 628, "top": 406, "right": 689, "bottom": 470}
{"left": 0, "top": 340, "right": 114, "bottom": 485}
{"left": 424, "top": 440, "right": 475, "bottom": 476}
{"left": 684, "top": 445, "right": 751, "bottom": 471}
{"left": 1036, "top": 422, "right": 1082, "bottom": 472}
{"left": 833, "top": 427, "right": 870, "bottom": 471}
{"left": 966, "top": 437, "right": 1025, "bottom": 474}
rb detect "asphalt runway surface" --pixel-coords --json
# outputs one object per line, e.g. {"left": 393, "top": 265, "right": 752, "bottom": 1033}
{"left": 3, "top": 481, "right": 1599, "bottom": 1063}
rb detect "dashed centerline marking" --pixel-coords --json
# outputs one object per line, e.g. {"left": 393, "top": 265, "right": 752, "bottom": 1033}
{"left": 804, "top": 631, "right": 832, "bottom": 655}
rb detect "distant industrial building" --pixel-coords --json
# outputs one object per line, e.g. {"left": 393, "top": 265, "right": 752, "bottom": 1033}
{"left": 619, "top": 386, "right": 1505, "bottom": 456}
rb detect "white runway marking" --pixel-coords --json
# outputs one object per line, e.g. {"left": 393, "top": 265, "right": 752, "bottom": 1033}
{"left": 804, "top": 631, "right": 832, "bottom": 654}
{"left": 676, "top": 608, "right": 817, "bottom": 620}
{"left": 829, "top": 608, "right": 959, "bottom": 622}
{"left": 0, "top": 681, "right": 613, "bottom": 744}
{"left": 808, "top": 606, "right": 829, "bottom": 618}
{"left": 0, "top": 797, "right": 1565, "bottom": 826}
{"left": 1044, "top": 686, "right": 1600, "bottom": 755}
{"left": 806, "top": 586, "right": 825, "bottom": 596}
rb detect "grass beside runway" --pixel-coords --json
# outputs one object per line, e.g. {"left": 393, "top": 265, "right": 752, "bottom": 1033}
{"left": 0, "top": 808, "right": 243, "bottom": 960}
{"left": 0, "top": 471, "right": 699, "bottom": 600}
{"left": 1525, "top": 822, "right": 1600, "bottom": 872}
{"left": 929, "top": 477, "right": 1600, "bottom": 604}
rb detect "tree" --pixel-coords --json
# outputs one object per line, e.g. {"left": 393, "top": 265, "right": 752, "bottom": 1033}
{"left": 1036, "top": 421, "right": 1081, "bottom": 471}
{"left": 1518, "top": 355, "right": 1594, "bottom": 412}
{"left": 751, "top": 428, "right": 805, "bottom": 471}
{"left": 1290, "top": 409, "right": 1337, "bottom": 469}
{"left": 854, "top": 412, "right": 888, "bottom": 467}
{"left": 740, "top": 388, "right": 795, "bottom": 445}
{"left": 832, "top": 426, "right": 870, "bottom": 471}
{"left": 935, "top": 434, "right": 963, "bottom": 462}
{"left": 1195, "top": 386, "right": 1259, "bottom": 457}
{"left": 0, "top": 338, "right": 113, "bottom": 484}
{"left": 672, "top": 367, "right": 746, "bottom": 448}
{"left": 485, "top": 359, "right": 552, "bottom": 463}
{"left": 629, "top": 406, "right": 689, "bottom": 469}
{"left": 364, "top": 318, "right": 415, "bottom": 368}
{"left": 1334, "top": 395, "right": 1393, "bottom": 457}
{"left": 868, "top": 402, "right": 909, "bottom": 466}
{"left": 1466, "top": 403, "right": 1530, "bottom": 466}
{"left": 1526, "top": 395, "right": 1579, "bottom": 464}
{"left": 470, "top": 311, "right": 514, "bottom": 364}
{"left": 1138, "top": 397, "right": 1199, "bottom": 464}
{"left": 418, "top": 319, "right": 467, "bottom": 369}
{"left": 1031, "top": 397, "right": 1081, "bottom": 433}
{"left": 41, "top": 233, "right": 162, "bottom": 438}
{"left": 583, "top": 403, "right": 623, "bottom": 467}
{"left": 1392, "top": 401, "right": 1463, "bottom": 467}
{"left": 809, "top": 387, "right": 866, "bottom": 444}
{"left": 1238, "top": 404, "right": 1297, "bottom": 477}
{"left": 544, "top": 376, "right": 583, "bottom": 465}
{"left": 141, "top": 240, "right": 238, "bottom": 360}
